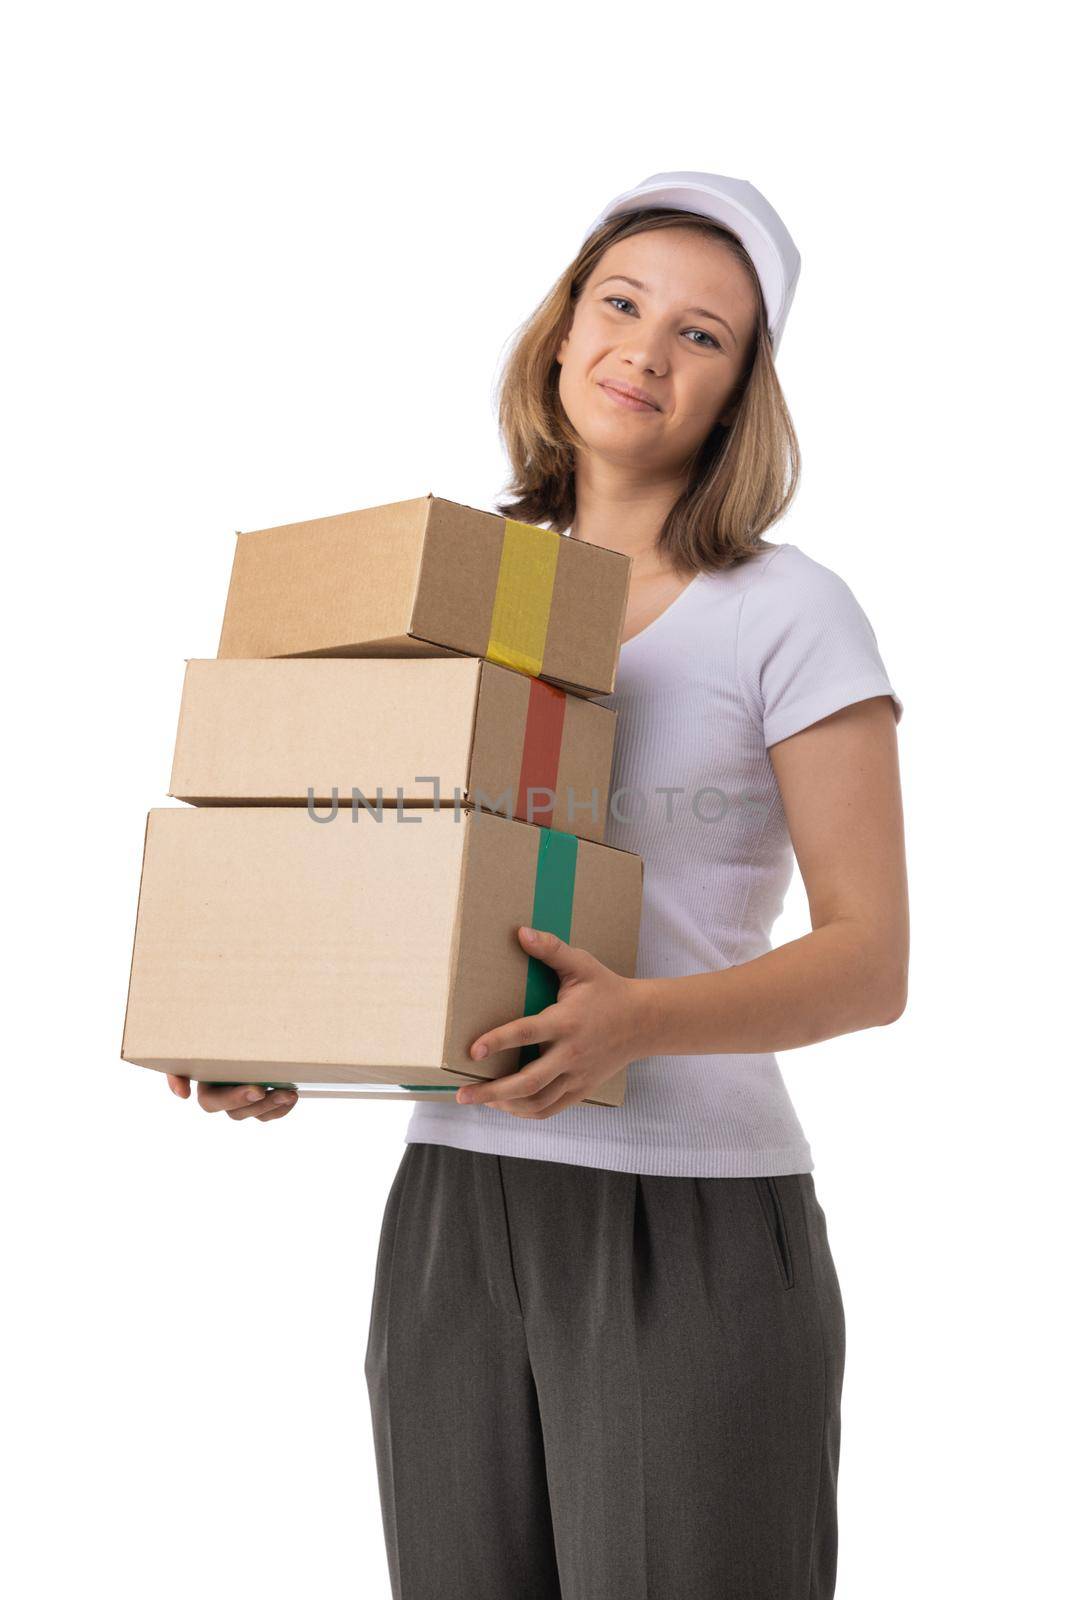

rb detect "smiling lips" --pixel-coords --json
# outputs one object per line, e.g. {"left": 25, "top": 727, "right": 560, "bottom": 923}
{"left": 598, "top": 379, "right": 661, "bottom": 413}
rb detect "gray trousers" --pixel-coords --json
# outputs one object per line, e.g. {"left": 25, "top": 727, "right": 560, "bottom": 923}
{"left": 364, "top": 1142, "right": 845, "bottom": 1600}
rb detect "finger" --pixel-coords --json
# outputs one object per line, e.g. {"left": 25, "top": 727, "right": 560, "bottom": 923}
{"left": 501, "top": 1074, "right": 574, "bottom": 1118}
{"left": 537, "top": 1088, "right": 587, "bottom": 1117}
{"left": 517, "top": 926, "right": 595, "bottom": 979}
{"left": 459, "top": 1060, "right": 564, "bottom": 1107}
{"left": 253, "top": 1096, "right": 298, "bottom": 1121}
{"left": 468, "top": 1006, "right": 560, "bottom": 1065}
{"left": 167, "top": 1074, "right": 191, "bottom": 1098}
{"left": 458, "top": 1061, "right": 558, "bottom": 1105}
{"left": 198, "top": 1082, "right": 271, "bottom": 1114}
{"left": 226, "top": 1090, "right": 298, "bottom": 1121}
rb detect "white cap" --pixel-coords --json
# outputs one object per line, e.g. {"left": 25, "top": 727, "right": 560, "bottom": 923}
{"left": 581, "top": 170, "right": 801, "bottom": 354}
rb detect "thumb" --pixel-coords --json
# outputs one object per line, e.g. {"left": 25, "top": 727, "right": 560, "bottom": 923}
{"left": 518, "top": 925, "right": 588, "bottom": 976}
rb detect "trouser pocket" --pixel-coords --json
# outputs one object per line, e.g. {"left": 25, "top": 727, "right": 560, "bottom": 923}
{"left": 752, "top": 1175, "right": 795, "bottom": 1289}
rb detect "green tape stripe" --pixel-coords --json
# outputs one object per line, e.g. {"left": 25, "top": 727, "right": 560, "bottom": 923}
{"left": 520, "top": 826, "right": 578, "bottom": 1068}
{"left": 256, "top": 1080, "right": 458, "bottom": 1093}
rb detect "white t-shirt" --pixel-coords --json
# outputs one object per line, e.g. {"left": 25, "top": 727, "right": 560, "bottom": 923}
{"left": 404, "top": 539, "right": 903, "bottom": 1177}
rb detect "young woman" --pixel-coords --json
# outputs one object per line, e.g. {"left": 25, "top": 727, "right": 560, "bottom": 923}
{"left": 174, "top": 171, "right": 908, "bottom": 1597}
{"left": 362, "top": 173, "right": 907, "bottom": 1600}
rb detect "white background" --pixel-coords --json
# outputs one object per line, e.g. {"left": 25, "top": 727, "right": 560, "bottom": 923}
{"left": 3, "top": 3, "right": 1062, "bottom": 1595}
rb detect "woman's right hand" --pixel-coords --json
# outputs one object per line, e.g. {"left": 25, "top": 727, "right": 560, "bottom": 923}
{"left": 166, "top": 1074, "right": 298, "bottom": 1120}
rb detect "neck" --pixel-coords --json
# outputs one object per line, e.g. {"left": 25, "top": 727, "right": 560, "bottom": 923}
{"left": 567, "top": 453, "right": 686, "bottom": 579}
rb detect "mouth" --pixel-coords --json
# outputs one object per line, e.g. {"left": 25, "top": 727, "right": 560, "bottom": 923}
{"left": 598, "top": 379, "right": 661, "bottom": 413}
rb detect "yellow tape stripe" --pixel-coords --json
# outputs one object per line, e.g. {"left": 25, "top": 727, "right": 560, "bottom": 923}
{"left": 486, "top": 519, "right": 560, "bottom": 677}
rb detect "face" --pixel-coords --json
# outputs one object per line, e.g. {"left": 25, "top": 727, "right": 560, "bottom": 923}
{"left": 554, "top": 226, "right": 759, "bottom": 473}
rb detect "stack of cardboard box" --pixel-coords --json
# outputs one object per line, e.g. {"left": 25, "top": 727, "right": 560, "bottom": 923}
{"left": 121, "top": 494, "right": 644, "bottom": 1107}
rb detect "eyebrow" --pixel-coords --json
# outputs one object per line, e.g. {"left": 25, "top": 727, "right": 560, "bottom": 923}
{"left": 592, "top": 273, "right": 736, "bottom": 344}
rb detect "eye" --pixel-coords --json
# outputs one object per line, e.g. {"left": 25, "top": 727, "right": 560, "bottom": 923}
{"left": 603, "top": 296, "right": 722, "bottom": 352}
{"left": 684, "top": 328, "right": 723, "bottom": 351}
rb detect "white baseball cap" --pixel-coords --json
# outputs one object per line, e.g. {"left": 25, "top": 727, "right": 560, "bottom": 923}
{"left": 580, "top": 170, "right": 801, "bottom": 354}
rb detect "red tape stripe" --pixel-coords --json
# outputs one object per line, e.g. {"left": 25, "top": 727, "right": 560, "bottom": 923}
{"left": 514, "top": 679, "right": 566, "bottom": 827}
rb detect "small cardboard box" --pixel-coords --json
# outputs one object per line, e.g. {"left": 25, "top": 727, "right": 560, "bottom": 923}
{"left": 216, "top": 494, "right": 631, "bottom": 699}
{"left": 168, "top": 657, "right": 617, "bottom": 844}
{"left": 121, "top": 806, "right": 643, "bottom": 1106}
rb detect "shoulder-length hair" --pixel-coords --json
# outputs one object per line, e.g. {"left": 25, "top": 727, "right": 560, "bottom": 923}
{"left": 491, "top": 207, "right": 801, "bottom": 573}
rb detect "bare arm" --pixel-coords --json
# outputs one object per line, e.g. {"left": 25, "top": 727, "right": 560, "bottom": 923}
{"left": 633, "top": 694, "right": 909, "bottom": 1056}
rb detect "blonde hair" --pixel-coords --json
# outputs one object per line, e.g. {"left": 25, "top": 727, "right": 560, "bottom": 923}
{"left": 492, "top": 208, "right": 801, "bottom": 573}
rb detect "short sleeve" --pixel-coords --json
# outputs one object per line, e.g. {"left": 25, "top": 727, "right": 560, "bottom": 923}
{"left": 737, "top": 544, "right": 903, "bottom": 748}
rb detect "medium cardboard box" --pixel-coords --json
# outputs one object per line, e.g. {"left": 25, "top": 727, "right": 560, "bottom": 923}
{"left": 216, "top": 494, "right": 631, "bottom": 698}
{"left": 121, "top": 806, "right": 643, "bottom": 1106}
{"left": 168, "top": 657, "right": 617, "bottom": 844}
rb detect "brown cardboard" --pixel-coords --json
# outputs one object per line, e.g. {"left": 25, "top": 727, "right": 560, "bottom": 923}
{"left": 216, "top": 494, "right": 631, "bottom": 698}
{"left": 121, "top": 806, "right": 644, "bottom": 1106}
{"left": 167, "top": 657, "right": 616, "bottom": 843}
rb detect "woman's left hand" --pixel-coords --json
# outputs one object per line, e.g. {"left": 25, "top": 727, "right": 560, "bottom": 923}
{"left": 456, "top": 926, "right": 650, "bottom": 1118}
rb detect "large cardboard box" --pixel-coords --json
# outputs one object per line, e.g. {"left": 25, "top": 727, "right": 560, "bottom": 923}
{"left": 168, "top": 657, "right": 616, "bottom": 844}
{"left": 216, "top": 494, "right": 631, "bottom": 698}
{"left": 121, "top": 806, "right": 643, "bottom": 1106}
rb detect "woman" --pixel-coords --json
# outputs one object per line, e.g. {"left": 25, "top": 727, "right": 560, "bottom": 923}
{"left": 365, "top": 172, "right": 907, "bottom": 1600}
{"left": 178, "top": 172, "right": 908, "bottom": 1597}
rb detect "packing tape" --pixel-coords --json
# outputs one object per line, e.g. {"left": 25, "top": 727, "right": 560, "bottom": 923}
{"left": 486, "top": 519, "right": 560, "bottom": 677}
{"left": 514, "top": 678, "right": 567, "bottom": 826}
{"left": 519, "top": 826, "right": 578, "bottom": 1069}
{"left": 406, "top": 824, "right": 577, "bottom": 1089}
{"left": 254, "top": 1082, "right": 459, "bottom": 1095}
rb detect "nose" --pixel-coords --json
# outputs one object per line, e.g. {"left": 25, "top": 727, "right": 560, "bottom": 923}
{"left": 618, "top": 329, "right": 669, "bottom": 375}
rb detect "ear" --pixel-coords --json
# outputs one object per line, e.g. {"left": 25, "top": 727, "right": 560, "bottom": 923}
{"left": 555, "top": 312, "right": 574, "bottom": 367}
